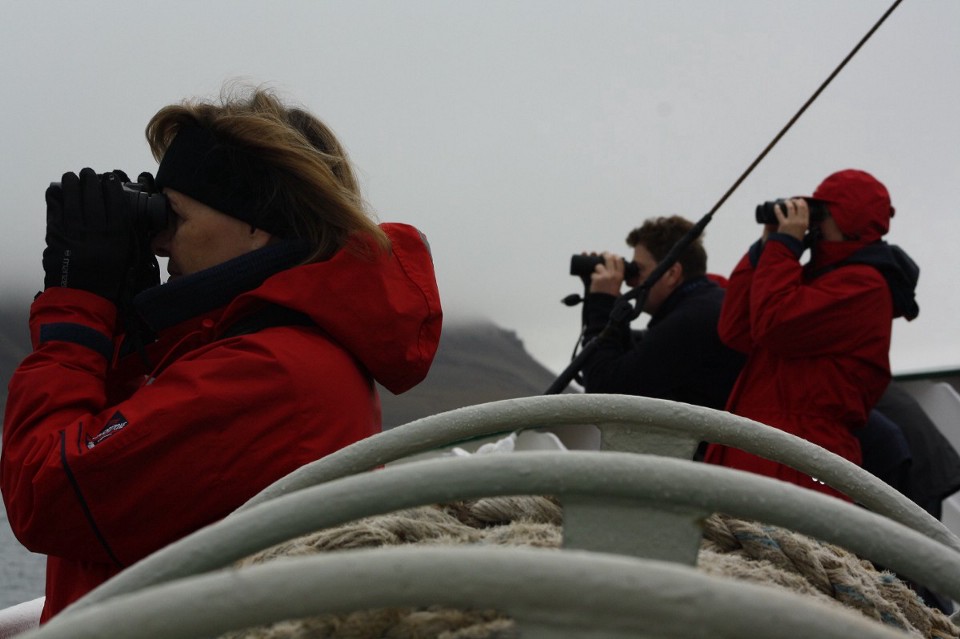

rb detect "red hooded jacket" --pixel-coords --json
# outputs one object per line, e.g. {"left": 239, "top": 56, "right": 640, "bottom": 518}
{"left": 704, "top": 170, "right": 916, "bottom": 498}
{"left": 1, "top": 223, "right": 442, "bottom": 620}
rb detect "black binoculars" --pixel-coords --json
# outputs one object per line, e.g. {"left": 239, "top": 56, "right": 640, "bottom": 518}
{"left": 570, "top": 254, "right": 640, "bottom": 280}
{"left": 755, "top": 197, "right": 829, "bottom": 225}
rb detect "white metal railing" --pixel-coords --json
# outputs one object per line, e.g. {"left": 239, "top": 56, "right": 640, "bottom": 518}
{"left": 54, "top": 452, "right": 960, "bottom": 619}
{"left": 236, "top": 394, "right": 960, "bottom": 553}
{"left": 22, "top": 546, "right": 909, "bottom": 639}
{"left": 13, "top": 394, "right": 960, "bottom": 637}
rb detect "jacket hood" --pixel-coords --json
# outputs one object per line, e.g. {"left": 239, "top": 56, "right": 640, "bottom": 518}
{"left": 810, "top": 169, "right": 893, "bottom": 243}
{"left": 134, "top": 223, "right": 442, "bottom": 394}
{"left": 809, "top": 241, "right": 920, "bottom": 321}
{"left": 844, "top": 242, "right": 920, "bottom": 321}
{"left": 238, "top": 223, "right": 443, "bottom": 394}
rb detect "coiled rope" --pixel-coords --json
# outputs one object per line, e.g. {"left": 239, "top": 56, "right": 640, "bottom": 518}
{"left": 217, "top": 495, "right": 957, "bottom": 639}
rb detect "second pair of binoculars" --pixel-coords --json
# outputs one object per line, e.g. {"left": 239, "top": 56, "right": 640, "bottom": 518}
{"left": 570, "top": 254, "right": 640, "bottom": 280}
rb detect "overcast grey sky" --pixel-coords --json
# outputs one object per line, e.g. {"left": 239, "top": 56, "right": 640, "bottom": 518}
{"left": 1, "top": 1, "right": 957, "bottom": 377}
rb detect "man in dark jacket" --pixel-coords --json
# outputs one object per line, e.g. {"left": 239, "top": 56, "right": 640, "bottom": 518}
{"left": 580, "top": 216, "right": 744, "bottom": 411}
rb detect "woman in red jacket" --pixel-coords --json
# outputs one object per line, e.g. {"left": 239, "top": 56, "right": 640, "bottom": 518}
{"left": 1, "top": 87, "right": 442, "bottom": 620}
{"left": 704, "top": 169, "right": 918, "bottom": 499}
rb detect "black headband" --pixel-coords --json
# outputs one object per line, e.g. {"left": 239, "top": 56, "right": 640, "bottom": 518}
{"left": 155, "top": 124, "right": 292, "bottom": 237}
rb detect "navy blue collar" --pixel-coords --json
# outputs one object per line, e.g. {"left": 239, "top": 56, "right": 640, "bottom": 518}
{"left": 649, "top": 276, "right": 712, "bottom": 324}
{"left": 133, "top": 240, "right": 311, "bottom": 333}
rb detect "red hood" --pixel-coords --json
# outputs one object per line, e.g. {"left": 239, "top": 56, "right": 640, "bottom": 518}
{"left": 223, "top": 223, "right": 442, "bottom": 394}
{"left": 811, "top": 169, "right": 893, "bottom": 243}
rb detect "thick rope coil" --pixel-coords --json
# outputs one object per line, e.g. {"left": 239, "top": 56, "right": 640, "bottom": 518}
{"left": 217, "top": 496, "right": 958, "bottom": 639}
{"left": 700, "top": 513, "right": 958, "bottom": 639}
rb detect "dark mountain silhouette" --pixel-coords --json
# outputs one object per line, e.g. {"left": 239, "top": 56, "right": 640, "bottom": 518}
{"left": 0, "top": 304, "right": 567, "bottom": 428}
{"left": 379, "top": 319, "right": 564, "bottom": 428}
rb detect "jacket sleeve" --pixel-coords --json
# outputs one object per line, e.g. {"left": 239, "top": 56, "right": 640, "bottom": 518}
{"left": 2, "top": 288, "right": 372, "bottom": 567}
{"left": 745, "top": 239, "right": 892, "bottom": 358}
{"left": 2, "top": 288, "right": 122, "bottom": 565}
{"left": 717, "top": 248, "right": 759, "bottom": 354}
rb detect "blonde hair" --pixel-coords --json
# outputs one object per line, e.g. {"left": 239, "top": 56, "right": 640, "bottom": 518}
{"left": 146, "top": 86, "right": 389, "bottom": 262}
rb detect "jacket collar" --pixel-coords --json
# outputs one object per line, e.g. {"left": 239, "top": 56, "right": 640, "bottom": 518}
{"left": 649, "top": 276, "right": 712, "bottom": 326}
{"left": 133, "top": 240, "right": 311, "bottom": 334}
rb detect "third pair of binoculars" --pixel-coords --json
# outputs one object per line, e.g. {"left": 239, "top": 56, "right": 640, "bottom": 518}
{"left": 755, "top": 197, "right": 828, "bottom": 225}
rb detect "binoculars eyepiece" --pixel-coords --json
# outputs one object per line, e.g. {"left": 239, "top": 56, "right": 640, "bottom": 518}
{"left": 121, "top": 179, "right": 170, "bottom": 239}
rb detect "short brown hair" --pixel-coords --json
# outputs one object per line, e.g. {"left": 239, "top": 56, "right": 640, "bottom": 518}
{"left": 626, "top": 216, "right": 706, "bottom": 280}
{"left": 146, "top": 85, "right": 388, "bottom": 263}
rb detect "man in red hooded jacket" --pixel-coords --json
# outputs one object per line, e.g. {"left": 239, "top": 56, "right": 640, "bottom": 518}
{"left": 704, "top": 169, "right": 919, "bottom": 499}
{"left": 1, "top": 88, "right": 443, "bottom": 620}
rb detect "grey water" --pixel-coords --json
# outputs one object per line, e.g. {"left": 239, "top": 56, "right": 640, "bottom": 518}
{"left": 0, "top": 506, "right": 45, "bottom": 608}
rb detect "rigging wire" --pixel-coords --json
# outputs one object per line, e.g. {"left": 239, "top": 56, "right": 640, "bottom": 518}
{"left": 703, "top": 0, "right": 905, "bottom": 223}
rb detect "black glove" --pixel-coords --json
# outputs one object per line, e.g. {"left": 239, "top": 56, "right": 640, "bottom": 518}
{"left": 42, "top": 168, "right": 133, "bottom": 302}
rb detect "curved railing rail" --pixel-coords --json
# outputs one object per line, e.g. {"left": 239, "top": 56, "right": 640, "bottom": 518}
{"left": 26, "top": 547, "right": 909, "bottom": 639}
{"left": 62, "top": 451, "right": 960, "bottom": 617}
{"left": 236, "top": 394, "right": 960, "bottom": 554}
